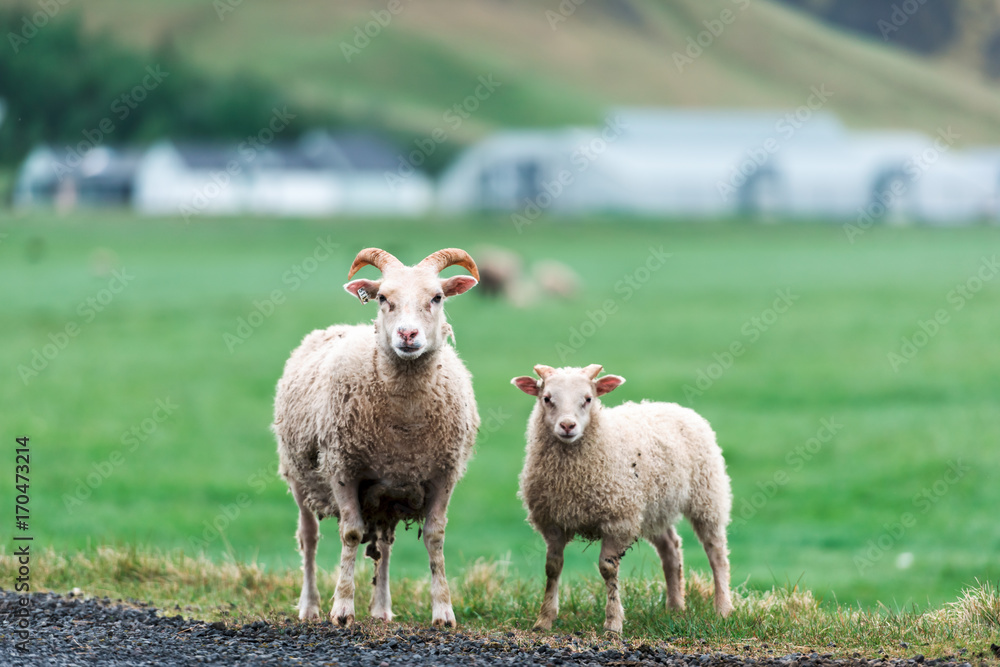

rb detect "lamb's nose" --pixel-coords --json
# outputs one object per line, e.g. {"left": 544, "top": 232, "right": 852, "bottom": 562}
{"left": 559, "top": 420, "right": 576, "bottom": 433}
{"left": 398, "top": 328, "right": 418, "bottom": 344}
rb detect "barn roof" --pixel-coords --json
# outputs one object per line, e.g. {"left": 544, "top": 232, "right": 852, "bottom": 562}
{"left": 166, "top": 132, "right": 401, "bottom": 173}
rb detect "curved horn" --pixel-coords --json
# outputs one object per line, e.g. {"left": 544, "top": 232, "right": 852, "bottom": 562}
{"left": 534, "top": 365, "right": 556, "bottom": 379}
{"left": 418, "top": 248, "right": 480, "bottom": 281}
{"left": 347, "top": 248, "right": 404, "bottom": 279}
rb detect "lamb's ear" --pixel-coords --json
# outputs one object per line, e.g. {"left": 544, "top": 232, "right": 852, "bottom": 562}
{"left": 344, "top": 279, "right": 380, "bottom": 304}
{"left": 441, "top": 275, "right": 478, "bottom": 297}
{"left": 594, "top": 375, "right": 625, "bottom": 396}
{"left": 511, "top": 376, "right": 541, "bottom": 396}
{"left": 533, "top": 364, "right": 556, "bottom": 379}
{"left": 582, "top": 364, "right": 603, "bottom": 380}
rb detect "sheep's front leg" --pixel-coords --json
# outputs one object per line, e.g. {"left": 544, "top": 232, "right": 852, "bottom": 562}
{"left": 331, "top": 476, "right": 365, "bottom": 627}
{"left": 533, "top": 527, "right": 568, "bottom": 631}
{"left": 598, "top": 538, "right": 628, "bottom": 634}
{"left": 423, "top": 480, "right": 457, "bottom": 628}
{"left": 290, "top": 480, "right": 321, "bottom": 620}
{"left": 368, "top": 524, "right": 396, "bottom": 622}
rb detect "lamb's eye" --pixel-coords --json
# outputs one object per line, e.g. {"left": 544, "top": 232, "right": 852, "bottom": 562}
{"left": 377, "top": 295, "right": 388, "bottom": 305}
{"left": 431, "top": 294, "right": 443, "bottom": 305}
{"left": 584, "top": 396, "right": 592, "bottom": 405}
{"left": 543, "top": 395, "right": 552, "bottom": 405}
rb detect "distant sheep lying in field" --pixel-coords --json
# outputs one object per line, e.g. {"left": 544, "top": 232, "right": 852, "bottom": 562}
{"left": 474, "top": 246, "right": 581, "bottom": 308}
{"left": 511, "top": 364, "right": 734, "bottom": 633}
{"left": 274, "top": 247, "right": 480, "bottom": 628}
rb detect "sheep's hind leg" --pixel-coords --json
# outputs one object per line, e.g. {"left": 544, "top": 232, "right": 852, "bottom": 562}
{"left": 331, "top": 476, "right": 365, "bottom": 627}
{"left": 533, "top": 527, "right": 568, "bottom": 631}
{"left": 598, "top": 538, "right": 629, "bottom": 634}
{"left": 290, "top": 480, "right": 322, "bottom": 621}
{"left": 423, "top": 480, "right": 457, "bottom": 628}
{"left": 649, "top": 526, "right": 685, "bottom": 611}
{"left": 368, "top": 523, "right": 397, "bottom": 622}
{"left": 690, "top": 516, "right": 734, "bottom": 617}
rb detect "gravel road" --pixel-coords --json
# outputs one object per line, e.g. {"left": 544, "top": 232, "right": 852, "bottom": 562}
{"left": 0, "top": 590, "right": 980, "bottom": 666}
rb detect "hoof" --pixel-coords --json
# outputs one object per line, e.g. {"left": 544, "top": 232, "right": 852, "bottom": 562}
{"left": 370, "top": 609, "right": 395, "bottom": 623}
{"left": 330, "top": 599, "right": 355, "bottom": 628}
{"left": 532, "top": 620, "right": 553, "bottom": 632}
{"left": 298, "top": 604, "right": 321, "bottom": 621}
{"left": 603, "top": 622, "right": 623, "bottom": 634}
{"left": 432, "top": 602, "right": 456, "bottom": 629}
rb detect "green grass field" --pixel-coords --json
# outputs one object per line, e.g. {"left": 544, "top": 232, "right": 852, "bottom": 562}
{"left": 2, "top": 212, "right": 999, "bottom": 614}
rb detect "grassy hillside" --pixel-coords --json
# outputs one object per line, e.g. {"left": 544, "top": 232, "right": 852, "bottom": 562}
{"left": 2, "top": 213, "right": 999, "bottom": 611}
{"left": 70, "top": 0, "right": 1000, "bottom": 143}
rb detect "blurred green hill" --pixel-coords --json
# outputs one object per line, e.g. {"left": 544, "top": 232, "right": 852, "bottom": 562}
{"left": 70, "top": 0, "right": 1000, "bottom": 143}
{"left": 6, "top": 0, "right": 1000, "bottom": 172}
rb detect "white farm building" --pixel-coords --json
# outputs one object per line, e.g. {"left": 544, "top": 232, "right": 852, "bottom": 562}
{"left": 437, "top": 109, "right": 1000, "bottom": 225}
{"left": 133, "top": 132, "right": 432, "bottom": 218}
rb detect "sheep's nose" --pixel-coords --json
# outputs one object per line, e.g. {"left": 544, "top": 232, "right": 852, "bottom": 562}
{"left": 559, "top": 420, "right": 576, "bottom": 434}
{"left": 397, "top": 328, "right": 419, "bottom": 344}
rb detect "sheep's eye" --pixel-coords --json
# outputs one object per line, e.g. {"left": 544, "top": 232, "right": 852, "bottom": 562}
{"left": 584, "top": 396, "right": 592, "bottom": 405}
{"left": 431, "top": 294, "right": 443, "bottom": 305}
{"left": 543, "top": 395, "right": 552, "bottom": 405}
{"left": 377, "top": 295, "right": 388, "bottom": 306}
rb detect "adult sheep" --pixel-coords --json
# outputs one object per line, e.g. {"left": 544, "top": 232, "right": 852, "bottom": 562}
{"left": 274, "top": 247, "right": 480, "bottom": 628}
{"left": 511, "top": 364, "right": 733, "bottom": 633}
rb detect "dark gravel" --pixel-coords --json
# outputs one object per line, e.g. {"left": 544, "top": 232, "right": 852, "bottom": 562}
{"left": 0, "top": 590, "right": 979, "bottom": 667}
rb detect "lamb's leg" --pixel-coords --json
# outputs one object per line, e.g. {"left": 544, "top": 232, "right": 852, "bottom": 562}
{"left": 368, "top": 523, "right": 396, "bottom": 622}
{"left": 533, "top": 527, "right": 568, "bottom": 631}
{"left": 423, "top": 480, "right": 457, "bottom": 628}
{"left": 598, "top": 538, "right": 628, "bottom": 634}
{"left": 331, "top": 476, "right": 365, "bottom": 627}
{"left": 649, "top": 526, "right": 685, "bottom": 611}
{"left": 290, "top": 480, "right": 321, "bottom": 620}
{"left": 690, "top": 516, "right": 734, "bottom": 617}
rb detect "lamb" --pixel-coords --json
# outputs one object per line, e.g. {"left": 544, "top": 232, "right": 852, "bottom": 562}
{"left": 511, "top": 364, "right": 734, "bottom": 633}
{"left": 273, "top": 247, "right": 481, "bottom": 628}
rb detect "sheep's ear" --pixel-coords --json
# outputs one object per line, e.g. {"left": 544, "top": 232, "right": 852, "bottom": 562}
{"left": 582, "top": 364, "right": 603, "bottom": 380}
{"left": 344, "top": 279, "right": 380, "bottom": 304}
{"left": 533, "top": 364, "right": 556, "bottom": 379}
{"left": 441, "top": 275, "right": 478, "bottom": 297}
{"left": 594, "top": 375, "right": 625, "bottom": 396}
{"left": 511, "top": 376, "right": 540, "bottom": 396}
